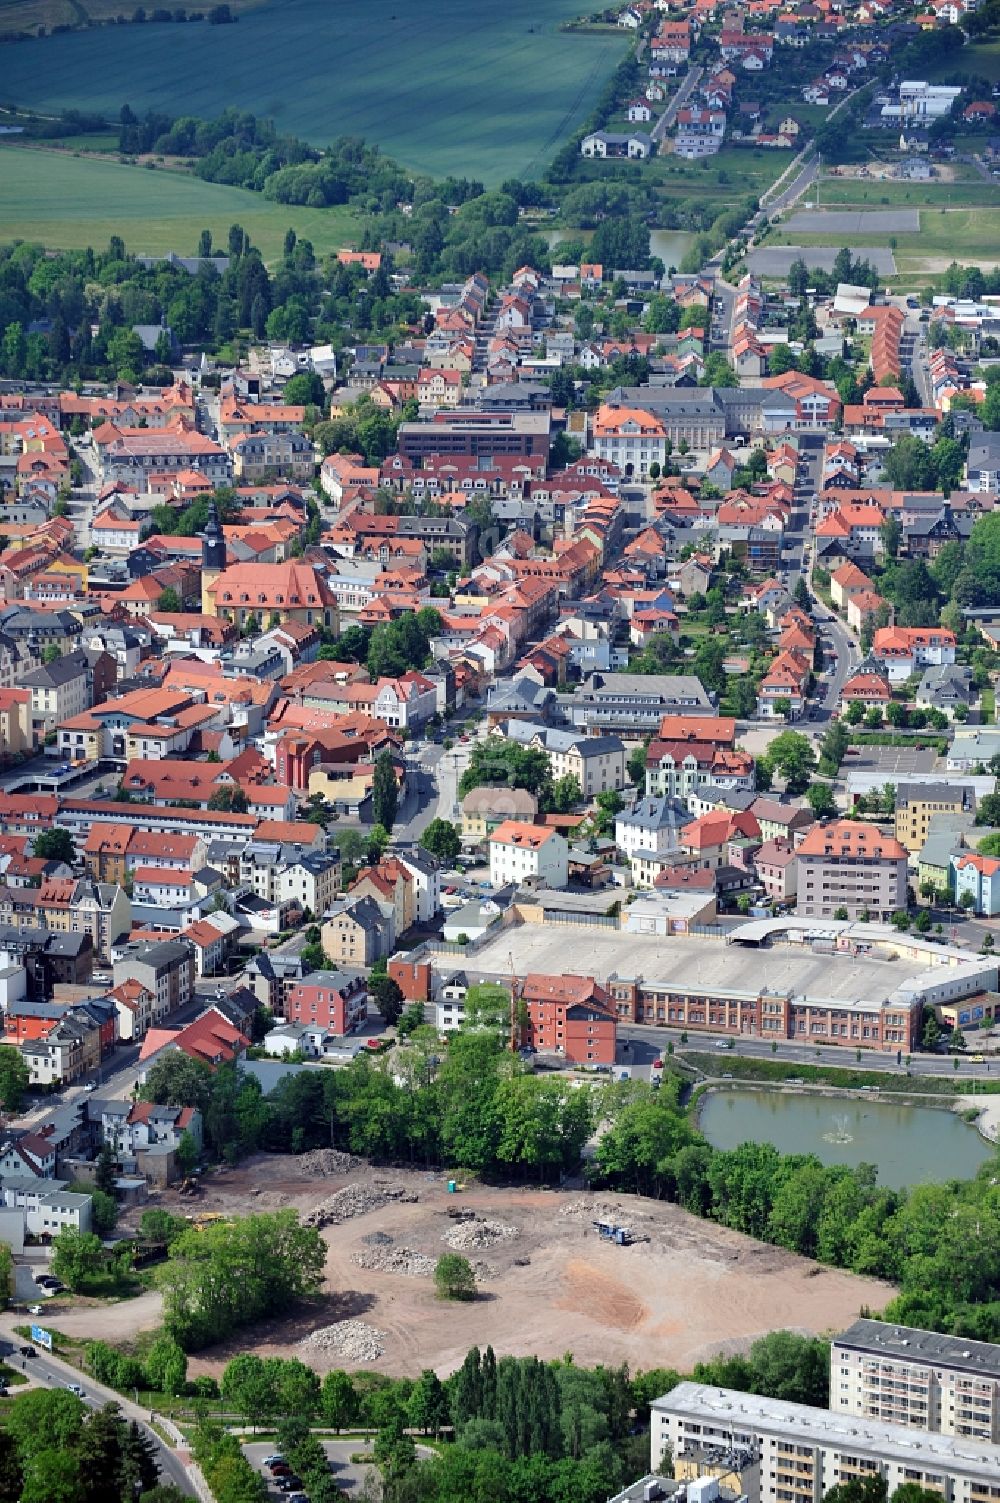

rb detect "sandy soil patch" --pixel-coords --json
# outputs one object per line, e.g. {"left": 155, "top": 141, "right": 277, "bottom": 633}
{"left": 53, "top": 1158, "right": 892, "bottom": 1379}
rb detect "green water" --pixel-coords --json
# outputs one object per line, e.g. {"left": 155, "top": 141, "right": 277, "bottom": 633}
{"left": 699, "top": 1089, "right": 995, "bottom": 1190}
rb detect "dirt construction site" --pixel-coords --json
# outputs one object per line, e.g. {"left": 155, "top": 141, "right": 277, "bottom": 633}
{"left": 49, "top": 1152, "right": 894, "bottom": 1380}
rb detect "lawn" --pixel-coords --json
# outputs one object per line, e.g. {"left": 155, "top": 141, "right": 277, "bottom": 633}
{"left": 814, "top": 176, "right": 1000, "bottom": 208}
{"left": 0, "top": 145, "right": 363, "bottom": 261}
{"left": 0, "top": 0, "right": 628, "bottom": 182}
{"left": 0, "top": 0, "right": 264, "bottom": 37}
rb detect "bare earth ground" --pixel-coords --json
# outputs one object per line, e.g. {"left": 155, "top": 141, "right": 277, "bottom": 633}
{"left": 51, "top": 1156, "right": 893, "bottom": 1379}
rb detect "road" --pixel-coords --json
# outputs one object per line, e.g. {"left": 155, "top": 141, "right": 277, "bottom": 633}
{"left": 0, "top": 1323, "right": 195, "bottom": 1496}
{"left": 653, "top": 65, "right": 703, "bottom": 142}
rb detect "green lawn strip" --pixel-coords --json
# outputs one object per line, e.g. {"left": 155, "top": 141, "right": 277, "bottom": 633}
{"left": 682, "top": 1052, "right": 999, "bottom": 1094}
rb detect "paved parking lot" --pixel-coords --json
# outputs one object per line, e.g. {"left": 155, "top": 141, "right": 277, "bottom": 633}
{"left": 845, "top": 745, "right": 941, "bottom": 777}
{"left": 748, "top": 246, "right": 897, "bottom": 276}
{"left": 244, "top": 1440, "right": 374, "bottom": 1497}
{"left": 784, "top": 209, "right": 920, "bottom": 234}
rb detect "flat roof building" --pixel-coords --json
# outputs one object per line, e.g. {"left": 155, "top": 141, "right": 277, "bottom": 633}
{"left": 832, "top": 1318, "right": 1000, "bottom": 1443}
{"left": 652, "top": 1381, "right": 1000, "bottom": 1503}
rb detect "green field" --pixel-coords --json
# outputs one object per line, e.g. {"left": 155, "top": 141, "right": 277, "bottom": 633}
{"left": 0, "top": 0, "right": 627, "bottom": 182}
{"left": 0, "top": 145, "right": 362, "bottom": 260}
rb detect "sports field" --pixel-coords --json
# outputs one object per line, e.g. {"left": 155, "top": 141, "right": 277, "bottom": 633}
{"left": 0, "top": 145, "right": 361, "bottom": 260}
{"left": 0, "top": 0, "right": 627, "bottom": 182}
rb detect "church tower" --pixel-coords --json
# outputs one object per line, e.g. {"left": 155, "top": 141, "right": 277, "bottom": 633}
{"left": 201, "top": 502, "right": 226, "bottom": 616}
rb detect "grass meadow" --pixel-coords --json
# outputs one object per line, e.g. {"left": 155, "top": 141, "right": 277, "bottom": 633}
{"left": 0, "top": 145, "right": 362, "bottom": 260}
{"left": 0, "top": 0, "right": 627, "bottom": 182}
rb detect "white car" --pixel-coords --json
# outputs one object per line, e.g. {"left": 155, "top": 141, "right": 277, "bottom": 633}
{"left": 27, "top": 1304, "right": 42, "bottom": 1316}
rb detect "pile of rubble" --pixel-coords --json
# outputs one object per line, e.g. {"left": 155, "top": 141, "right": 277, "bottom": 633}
{"left": 353, "top": 1245, "right": 435, "bottom": 1277}
{"left": 300, "top": 1320, "right": 386, "bottom": 1361}
{"left": 444, "top": 1217, "right": 518, "bottom": 1251}
{"left": 302, "top": 1181, "right": 417, "bottom": 1229}
{"left": 295, "top": 1149, "right": 360, "bottom": 1177}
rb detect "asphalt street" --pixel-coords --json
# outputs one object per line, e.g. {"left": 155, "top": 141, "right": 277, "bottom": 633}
{"left": 0, "top": 1323, "right": 195, "bottom": 1496}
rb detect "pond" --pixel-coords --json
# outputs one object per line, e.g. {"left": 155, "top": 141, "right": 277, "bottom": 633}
{"left": 698, "top": 1088, "right": 995, "bottom": 1191}
{"left": 544, "top": 228, "right": 696, "bottom": 271}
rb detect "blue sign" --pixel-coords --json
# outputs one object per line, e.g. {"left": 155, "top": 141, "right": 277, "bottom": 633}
{"left": 973, "top": 1006, "right": 985, "bottom": 1022}
{"left": 959, "top": 1010, "right": 971, "bottom": 1026}
{"left": 30, "top": 1325, "right": 52, "bottom": 1351}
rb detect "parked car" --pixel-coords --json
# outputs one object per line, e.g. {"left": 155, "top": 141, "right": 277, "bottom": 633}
{"left": 18, "top": 1346, "right": 35, "bottom": 1358}
{"left": 263, "top": 1457, "right": 285, "bottom": 1469}
{"left": 27, "top": 1305, "right": 42, "bottom": 1316}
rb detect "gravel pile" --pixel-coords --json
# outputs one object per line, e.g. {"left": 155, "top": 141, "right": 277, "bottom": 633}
{"left": 354, "top": 1245, "right": 435, "bottom": 1277}
{"left": 300, "top": 1319, "right": 385, "bottom": 1361}
{"left": 560, "top": 1197, "right": 649, "bottom": 1225}
{"left": 444, "top": 1217, "right": 518, "bottom": 1251}
{"left": 302, "top": 1181, "right": 417, "bottom": 1229}
{"left": 296, "top": 1148, "right": 360, "bottom": 1177}
{"left": 362, "top": 1230, "right": 393, "bottom": 1247}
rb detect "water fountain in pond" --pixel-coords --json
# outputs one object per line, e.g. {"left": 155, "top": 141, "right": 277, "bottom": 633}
{"left": 823, "top": 1114, "right": 854, "bottom": 1144}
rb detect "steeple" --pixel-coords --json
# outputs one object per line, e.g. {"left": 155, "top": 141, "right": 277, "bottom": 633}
{"left": 202, "top": 501, "right": 226, "bottom": 574}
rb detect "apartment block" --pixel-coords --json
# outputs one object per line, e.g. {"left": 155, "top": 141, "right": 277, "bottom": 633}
{"left": 796, "top": 819, "right": 908, "bottom": 921}
{"left": 895, "top": 782, "right": 975, "bottom": 857}
{"left": 652, "top": 1382, "right": 1000, "bottom": 1503}
{"left": 832, "top": 1319, "right": 1000, "bottom": 1444}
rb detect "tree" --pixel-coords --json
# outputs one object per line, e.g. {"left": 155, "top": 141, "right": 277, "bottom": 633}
{"left": 321, "top": 1369, "right": 359, "bottom": 1432}
{"left": 222, "top": 1354, "right": 278, "bottom": 1427}
{"left": 143, "top": 1333, "right": 188, "bottom": 1397}
{"left": 806, "top": 783, "right": 837, "bottom": 819}
{"left": 156, "top": 587, "right": 183, "bottom": 613}
{"left": 408, "top": 1369, "right": 449, "bottom": 1436}
{"left": 551, "top": 773, "right": 583, "bottom": 813}
{"left": 94, "top": 1142, "right": 116, "bottom": 1195}
{"left": 51, "top": 1228, "right": 105, "bottom": 1290}
{"left": 0, "top": 1048, "right": 29, "bottom": 1114}
{"left": 176, "top": 1129, "right": 199, "bottom": 1177}
{"left": 208, "top": 785, "right": 249, "bottom": 813}
{"left": 760, "top": 731, "right": 815, "bottom": 796}
{"left": 32, "top": 828, "right": 75, "bottom": 864}
{"left": 372, "top": 750, "right": 398, "bottom": 832}
{"left": 369, "top": 974, "right": 404, "bottom": 1026}
{"left": 627, "top": 740, "right": 650, "bottom": 789}
{"left": 160, "top": 1211, "right": 325, "bottom": 1350}
{"left": 434, "top": 1253, "right": 477, "bottom": 1301}
{"left": 419, "top": 818, "right": 460, "bottom": 863}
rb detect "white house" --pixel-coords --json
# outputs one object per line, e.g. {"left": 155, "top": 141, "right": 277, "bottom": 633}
{"left": 615, "top": 795, "right": 693, "bottom": 864}
{"left": 489, "top": 821, "right": 569, "bottom": 890}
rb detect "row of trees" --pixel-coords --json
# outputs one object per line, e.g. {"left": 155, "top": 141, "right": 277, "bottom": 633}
{"left": 458, "top": 738, "right": 583, "bottom": 815}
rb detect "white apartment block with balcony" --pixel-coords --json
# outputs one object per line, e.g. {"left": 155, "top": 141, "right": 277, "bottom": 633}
{"left": 652, "top": 1382, "right": 1000, "bottom": 1503}
{"left": 832, "top": 1319, "right": 1000, "bottom": 1444}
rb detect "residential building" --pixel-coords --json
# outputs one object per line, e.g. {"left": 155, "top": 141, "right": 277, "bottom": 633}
{"left": 489, "top": 821, "right": 569, "bottom": 890}
{"left": 517, "top": 973, "right": 617, "bottom": 1065}
{"left": 895, "top": 782, "right": 975, "bottom": 856}
{"left": 796, "top": 819, "right": 908, "bottom": 921}
{"left": 20, "top": 651, "right": 91, "bottom": 738}
{"left": 651, "top": 1382, "right": 1000, "bottom": 1503}
{"left": 592, "top": 406, "right": 667, "bottom": 479}
{"left": 461, "top": 786, "right": 539, "bottom": 842}
{"left": 113, "top": 939, "right": 195, "bottom": 1024}
{"left": 503, "top": 722, "right": 627, "bottom": 797}
{"left": 832, "top": 1317, "right": 1000, "bottom": 1443}
{"left": 320, "top": 895, "right": 393, "bottom": 967}
{"left": 953, "top": 852, "right": 1000, "bottom": 916}
{"left": 615, "top": 796, "right": 693, "bottom": 866}
{"left": 872, "top": 625, "right": 957, "bottom": 683}
{"left": 282, "top": 970, "right": 368, "bottom": 1034}
{"left": 754, "top": 838, "right": 798, "bottom": 904}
